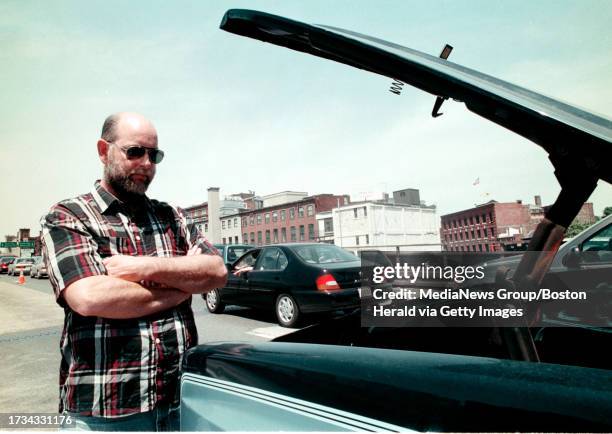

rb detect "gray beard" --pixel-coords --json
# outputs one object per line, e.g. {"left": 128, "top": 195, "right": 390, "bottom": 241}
{"left": 104, "top": 161, "right": 150, "bottom": 201}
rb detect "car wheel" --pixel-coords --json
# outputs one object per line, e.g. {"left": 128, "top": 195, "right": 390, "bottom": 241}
{"left": 275, "top": 294, "right": 300, "bottom": 328}
{"left": 205, "top": 289, "right": 225, "bottom": 314}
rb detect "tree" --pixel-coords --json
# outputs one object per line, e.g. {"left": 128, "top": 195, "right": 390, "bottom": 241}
{"left": 565, "top": 220, "right": 592, "bottom": 238}
{"left": 603, "top": 206, "right": 612, "bottom": 217}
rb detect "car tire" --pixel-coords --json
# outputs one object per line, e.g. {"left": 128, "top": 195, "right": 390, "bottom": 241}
{"left": 205, "top": 289, "right": 225, "bottom": 314}
{"left": 275, "top": 293, "right": 300, "bottom": 328}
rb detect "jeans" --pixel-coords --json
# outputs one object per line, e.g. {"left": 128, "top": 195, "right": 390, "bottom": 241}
{"left": 61, "top": 403, "right": 180, "bottom": 431}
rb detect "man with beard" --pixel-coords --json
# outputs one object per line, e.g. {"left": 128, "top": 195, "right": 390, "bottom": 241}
{"left": 40, "top": 112, "right": 227, "bottom": 431}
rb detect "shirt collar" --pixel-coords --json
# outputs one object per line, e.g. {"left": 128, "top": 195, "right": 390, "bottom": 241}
{"left": 91, "top": 180, "right": 120, "bottom": 214}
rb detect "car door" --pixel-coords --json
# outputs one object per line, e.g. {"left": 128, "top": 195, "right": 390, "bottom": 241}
{"left": 545, "top": 220, "right": 612, "bottom": 324}
{"left": 242, "top": 247, "right": 289, "bottom": 308}
{"left": 223, "top": 249, "right": 260, "bottom": 305}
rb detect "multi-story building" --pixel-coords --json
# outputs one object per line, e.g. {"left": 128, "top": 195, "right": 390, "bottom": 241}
{"left": 236, "top": 194, "right": 349, "bottom": 246}
{"left": 440, "top": 196, "right": 597, "bottom": 252}
{"left": 441, "top": 201, "right": 525, "bottom": 252}
{"left": 331, "top": 189, "right": 441, "bottom": 252}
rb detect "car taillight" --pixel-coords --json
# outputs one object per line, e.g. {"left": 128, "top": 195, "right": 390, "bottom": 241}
{"left": 316, "top": 273, "right": 340, "bottom": 291}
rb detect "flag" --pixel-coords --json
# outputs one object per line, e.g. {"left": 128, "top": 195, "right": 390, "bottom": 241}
{"left": 472, "top": 177, "right": 480, "bottom": 186}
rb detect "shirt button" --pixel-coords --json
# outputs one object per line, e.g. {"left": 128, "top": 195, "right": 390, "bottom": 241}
{"left": 155, "top": 338, "right": 161, "bottom": 344}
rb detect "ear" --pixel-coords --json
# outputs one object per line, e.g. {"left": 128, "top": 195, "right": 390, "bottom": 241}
{"left": 97, "top": 139, "right": 109, "bottom": 164}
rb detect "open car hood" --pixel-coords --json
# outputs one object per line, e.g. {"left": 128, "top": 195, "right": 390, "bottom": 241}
{"left": 220, "top": 9, "right": 611, "bottom": 186}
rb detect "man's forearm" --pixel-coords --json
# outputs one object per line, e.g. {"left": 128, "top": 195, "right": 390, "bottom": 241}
{"left": 145, "top": 254, "right": 228, "bottom": 294}
{"left": 104, "top": 254, "right": 228, "bottom": 294}
{"left": 64, "top": 275, "right": 191, "bottom": 319}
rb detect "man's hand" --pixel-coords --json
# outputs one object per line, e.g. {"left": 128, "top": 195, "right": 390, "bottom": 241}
{"left": 103, "top": 255, "right": 149, "bottom": 282}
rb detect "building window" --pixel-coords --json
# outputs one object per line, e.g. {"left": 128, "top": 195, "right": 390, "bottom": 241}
{"left": 290, "top": 226, "right": 296, "bottom": 241}
{"left": 222, "top": 221, "right": 225, "bottom": 229}
{"left": 298, "top": 207, "right": 305, "bottom": 218}
{"left": 365, "top": 234, "right": 369, "bottom": 244}
{"left": 257, "top": 231, "right": 262, "bottom": 245}
{"left": 204, "top": 223, "right": 208, "bottom": 232}
{"left": 356, "top": 236, "right": 360, "bottom": 246}
{"left": 250, "top": 232, "right": 255, "bottom": 244}
{"left": 234, "top": 218, "right": 238, "bottom": 228}
{"left": 281, "top": 227, "right": 287, "bottom": 242}
{"left": 324, "top": 218, "right": 333, "bottom": 234}
{"left": 485, "top": 244, "right": 490, "bottom": 252}
{"left": 299, "top": 225, "right": 305, "bottom": 241}
{"left": 272, "top": 229, "right": 278, "bottom": 243}
{"left": 289, "top": 208, "right": 295, "bottom": 220}
{"left": 257, "top": 214, "right": 262, "bottom": 224}
{"left": 243, "top": 233, "right": 248, "bottom": 243}
{"left": 354, "top": 208, "right": 358, "bottom": 218}
{"left": 272, "top": 211, "right": 278, "bottom": 222}
{"left": 307, "top": 205, "right": 314, "bottom": 216}
{"left": 265, "top": 230, "right": 271, "bottom": 244}
{"left": 222, "top": 238, "right": 226, "bottom": 245}
{"left": 308, "top": 224, "right": 315, "bottom": 240}
{"left": 250, "top": 215, "right": 255, "bottom": 226}
{"left": 265, "top": 213, "right": 270, "bottom": 224}
{"left": 280, "top": 209, "right": 286, "bottom": 221}
{"left": 363, "top": 206, "right": 367, "bottom": 217}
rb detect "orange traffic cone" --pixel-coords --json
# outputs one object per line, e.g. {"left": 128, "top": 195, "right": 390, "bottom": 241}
{"left": 17, "top": 270, "right": 25, "bottom": 285}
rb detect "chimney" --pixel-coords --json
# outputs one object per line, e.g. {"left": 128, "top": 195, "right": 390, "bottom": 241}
{"left": 534, "top": 195, "right": 542, "bottom": 207}
{"left": 207, "top": 187, "right": 221, "bottom": 243}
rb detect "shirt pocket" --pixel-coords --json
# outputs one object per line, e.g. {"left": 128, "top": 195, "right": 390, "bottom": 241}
{"left": 142, "top": 229, "right": 186, "bottom": 258}
{"left": 96, "top": 236, "right": 133, "bottom": 258}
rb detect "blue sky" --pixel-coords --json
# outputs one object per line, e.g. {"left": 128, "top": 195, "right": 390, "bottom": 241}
{"left": 1, "top": 0, "right": 610, "bottom": 238}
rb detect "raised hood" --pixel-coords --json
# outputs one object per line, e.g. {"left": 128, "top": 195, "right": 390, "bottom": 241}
{"left": 220, "top": 9, "right": 611, "bottom": 185}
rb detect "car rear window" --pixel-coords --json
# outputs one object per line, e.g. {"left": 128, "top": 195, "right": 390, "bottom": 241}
{"left": 293, "top": 245, "right": 358, "bottom": 264}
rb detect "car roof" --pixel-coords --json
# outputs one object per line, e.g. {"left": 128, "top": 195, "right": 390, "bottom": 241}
{"left": 220, "top": 9, "right": 611, "bottom": 185}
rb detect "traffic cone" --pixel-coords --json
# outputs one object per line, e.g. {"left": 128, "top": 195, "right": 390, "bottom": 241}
{"left": 17, "top": 270, "right": 25, "bottom": 285}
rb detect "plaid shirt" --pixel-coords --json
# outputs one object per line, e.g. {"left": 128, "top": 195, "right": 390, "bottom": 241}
{"left": 41, "top": 181, "right": 215, "bottom": 417}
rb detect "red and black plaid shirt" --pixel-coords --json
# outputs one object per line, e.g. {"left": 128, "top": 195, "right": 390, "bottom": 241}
{"left": 41, "top": 181, "right": 215, "bottom": 417}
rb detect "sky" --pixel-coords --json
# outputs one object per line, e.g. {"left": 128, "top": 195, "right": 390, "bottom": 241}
{"left": 1, "top": 0, "right": 611, "bottom": 239}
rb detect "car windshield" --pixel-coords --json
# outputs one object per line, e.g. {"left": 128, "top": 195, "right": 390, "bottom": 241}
{"left": 292, "top": 244, "right": 358, "bottom": 264}
{"left": 17, "top": 258, "right": 35, "bottom": 264}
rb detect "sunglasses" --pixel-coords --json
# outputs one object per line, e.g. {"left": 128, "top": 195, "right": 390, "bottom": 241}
{"left": 109, "top": 142, "right": 165, "bottom": 164}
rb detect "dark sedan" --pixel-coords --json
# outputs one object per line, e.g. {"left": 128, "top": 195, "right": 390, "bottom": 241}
{"left": 0, "top": 256, "right": 16, "bottom": 274}
{"left": 205, "top": 243, "right": 361, "bottom": 327}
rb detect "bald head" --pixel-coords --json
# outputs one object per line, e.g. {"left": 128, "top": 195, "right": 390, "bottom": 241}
{"left": 101, "top": 112, "right": 157, "bottom": 145}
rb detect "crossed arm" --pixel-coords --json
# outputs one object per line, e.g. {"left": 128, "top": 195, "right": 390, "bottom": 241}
{"left": 64, "top": 248, "right": 227, "bottom": 319}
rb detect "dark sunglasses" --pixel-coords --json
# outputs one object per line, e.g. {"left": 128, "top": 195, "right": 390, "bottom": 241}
{"left": 109, "top": 142, "right": 165, "bottom": 164}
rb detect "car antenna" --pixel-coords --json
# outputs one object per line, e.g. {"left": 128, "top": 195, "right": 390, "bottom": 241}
{"left": 431, "top": 44, "right": 453, "bottom": 117}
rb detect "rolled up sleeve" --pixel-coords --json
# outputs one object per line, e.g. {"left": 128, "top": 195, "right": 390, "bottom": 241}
{"left": 41, "top": 204, "right": 106, "bottom": 306}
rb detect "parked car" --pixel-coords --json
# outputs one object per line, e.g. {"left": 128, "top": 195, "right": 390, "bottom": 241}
{"left": 180, "top": 9, "right": 612, "bottom": 432}
{"left": 7, "top": 257, "right": 36, "bottom": 276}
{"left": 29, "top": 256, "right": 48, "bottom": 279}
{"left": 205, "top": 243, "right": 361, "bottom": 327}
{"left": 0, "top": 256, "right": 16, "bottom": 274}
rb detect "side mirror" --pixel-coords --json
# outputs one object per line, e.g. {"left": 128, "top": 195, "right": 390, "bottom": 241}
{"left": 562, "top": 247, "right": 581, "bottom": 268}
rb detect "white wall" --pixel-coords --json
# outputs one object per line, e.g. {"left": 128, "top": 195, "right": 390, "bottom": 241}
{"left": 332, "top": 203, "right": 441, "bottom": 252}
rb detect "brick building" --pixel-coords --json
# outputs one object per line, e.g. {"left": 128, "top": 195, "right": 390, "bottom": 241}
{"left": 440, "top": 201, "right": 529, "bottom": 252}
{"left": 236, "top": 194, "right": 349, "bottom": 246}
{"left": 441, "top": 197, "right": 597, "bottom": 252}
